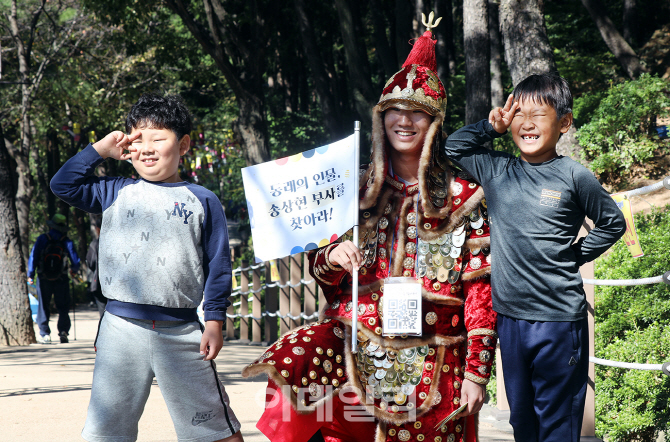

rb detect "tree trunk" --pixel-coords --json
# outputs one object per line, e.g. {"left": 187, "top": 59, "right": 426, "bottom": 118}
{"left": 293, "top": 0, "right": 345, "bottom": 139}
{"left": 464, "top": 0, "right": 491, "bottom": 124}
{"left": 8, "top": 0, "right": 38, "bottom": 265}
{"left": 334, "top": 0, "right": 376, "bottom": 120}
{"left": 580, "top": 0, "right": 646, "bottom": 79}
{"left": 0, "top": 125, "right": 35, "bottom": 346}
{"left": 414, "top": 0, "right": 426, "bottom": 37}
{"left": 44, "top": 130, "right": 60, "bottom": 218}
{"left": 369, "top": 0, "right": 398, "bottom": 78}
{"left": 233, "top": 91, "right": 271, "bottom": 166}
{"left": 165, "top": 0, "right": 270, "bottom": 165}
{"left": 623, "top": 0, "right": 638, "bottom": 46}
{"left": 500, "top": 0, "right": 556, "bottom": 86}
{"left": 394, "top": 0, "right": 414, "bottom": 65}
{"left": 433, "top": 0, "right": 456, "bottom": 80}
{"left": 489, "top": 0, "right": 504, "bottom": 109}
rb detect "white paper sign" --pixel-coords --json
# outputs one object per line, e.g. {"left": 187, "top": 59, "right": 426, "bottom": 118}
{"left": 241, "top": 135, "right": 357, "bottom": 262}
{"left": 382, "top": 278, "right": 423, "bottom": 336}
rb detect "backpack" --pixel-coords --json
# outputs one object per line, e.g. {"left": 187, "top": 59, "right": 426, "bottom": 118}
{"left": 39, "top": 234, "right": 67, "bottom": 280}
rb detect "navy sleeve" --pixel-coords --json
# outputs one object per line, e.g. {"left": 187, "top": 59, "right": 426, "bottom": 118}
{"left": 443, "top": 119, "right": 510, "bottom": 184}
{"left": 572, "top": 167, "right": 627, "bottom": 265}
{"left": 188, "top": 184, "right": 232, "bottom": 321}
{"left": 51, "top": 144, "right": 131, "bottom": 214}
{"left": 64, "top": 238, "right": 81, "bottom": 273}
{"left": 27, "top": 234, "right": 47, "bottom": 278}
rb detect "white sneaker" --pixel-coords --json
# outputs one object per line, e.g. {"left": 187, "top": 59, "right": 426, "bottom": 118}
{"left": 37, "top": 335, "right": 51, "bottom": 344}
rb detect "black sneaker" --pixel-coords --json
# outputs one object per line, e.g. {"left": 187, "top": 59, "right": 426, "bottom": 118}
{"left": 59, "top": 332, "right": 69, "bottom": 343}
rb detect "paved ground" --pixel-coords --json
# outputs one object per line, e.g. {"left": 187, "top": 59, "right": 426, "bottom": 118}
{"left": 0, "top": 306, "right": 514, "bottom": 441}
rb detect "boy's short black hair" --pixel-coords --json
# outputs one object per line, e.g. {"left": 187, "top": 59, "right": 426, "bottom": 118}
{"left": 512, "top": 74, "right": 573, "bottom": 119}
{"left": 125, "top": 93, "right": 192, "bottom": 140}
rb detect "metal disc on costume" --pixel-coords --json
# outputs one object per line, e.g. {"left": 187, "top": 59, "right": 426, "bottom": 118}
{"left": 373, "top": 357, "right": 384, "bottom": 368}
{"left": 450, "top": 247, "right": 461, "bottom": 259}
{"left": 368, "top": 374, "right": 378, "bottom": 386}
{"left": 367, "top": 342, "right": 380, "bottom": 353}
{"left": 454, "top": 223, "right": 465, "bottom": 235}
{"left": 443, "top": 256, "right": 455, "bottom": 269}
{"left": 405, "top": 241, "right": 417, "bottom": 255}
{"left": 436, "top": 234, "right": 448, "bottom": 245}
{"left": 394, "top": 392, "right": 407, "bottom": 405}
{"left": 432, "top": 253, "right": 444, "bottom": 267}
{"left": 406, "top": 211, "right": 417, "bottom": 226}
{"left": 401, "top": 383, "right": 415, "bottom": 395}
{"left": 430, "top": 174, "right": 445, "bottom": 187}
{"left": 433, "top": 187, "right": 447, "bottom": 198}
{"left": 429, "top": 244, "right": 440, "bottom": 254}
{"left": 374, "top": 348, "right": 385, "bottom": 358}
{"left": 426, "top": 268, "right": 437, "bottom": 280}
{"left": 452, "top": 232, "right": 465, "bottom": 247}
{"left": 419, "top": 241, "right": 429, "bottom": 254}
{"left": 407, "top": 226, "right": 417, "bottom": 240}
{"left": 448, "top": 269, "right": 461, "bottom": 284}
{"left": 409, "top": 375, "right": 422, "bottom": 386}
{"left": 452, "top": 182, "right": 463, "bottom": 195}
{"left": 373, "top": 385, "right": 383, "bottom": 399}
{"left": 378, "top": 232, "right": 387, "bottom": 243}
{"left": 382, "top": 358, "right": 394, "bottom": 369}
{"left": 417, "top": 346, "right": 429, "bottom": 357}
{"left": 417, "top": 266, "right": 427, "bottom": 278}
{"left": 439, "top": 243, "right": 451, "bottom": 256}
{"left": 375, "top": 369, "right": 387, "bottom": 380}
{"left": 378, "top": 217, "right": 389, "bottom": 230}
{"left": 425, "top": 253, "right": 433, "bottom": 266}
{"left": 471, "top": 217, "right": 484, "bottom": 229}
{"left": 431, "top": 197, "right": 445, "bottom": 208}
{"left": 385, "top": 368, "right": 397, "bottom": 382}
{"left": 437, "top": 266, "right": 449, "bottom": 283}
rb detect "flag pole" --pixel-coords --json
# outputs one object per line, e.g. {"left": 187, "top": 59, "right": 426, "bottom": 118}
{"left": 352, "top": 121, "right": 361, "bottom": 353}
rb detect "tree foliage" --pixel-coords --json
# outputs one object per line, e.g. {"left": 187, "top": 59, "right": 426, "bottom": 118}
{"left": 594, "top": 207, "right": 670, "bottom": 441}
{"left": 575, "top": 74, "right": 670, "bottom": 177}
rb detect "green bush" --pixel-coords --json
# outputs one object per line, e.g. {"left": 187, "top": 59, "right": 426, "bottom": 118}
{"left": 594, "top": 206, "right": 670, "bottom": 441}
{"left": 576, "top": 74, "right": 670, "bottom": 176}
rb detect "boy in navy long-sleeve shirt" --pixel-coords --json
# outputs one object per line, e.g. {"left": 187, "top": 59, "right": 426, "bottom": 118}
{"left": 52, "top": 94, "right": 243, "bottom": 442}
{"left": 444, "top": 74, "right": 625, "bottom": 442}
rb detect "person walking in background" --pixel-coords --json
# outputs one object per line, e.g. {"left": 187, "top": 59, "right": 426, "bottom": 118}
{"left": 85, "top": 216, "right": 107, "bottom": 316}
{"left": 28, "top": 213, "right": 81, "bottom": 344}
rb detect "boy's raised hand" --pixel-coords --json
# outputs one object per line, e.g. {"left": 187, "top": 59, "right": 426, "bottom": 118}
{"left": 488, "top": 94, "right": 519, "bottom": 134}
{"left": 92, "top": 130, "right": 140, "bottom": 161}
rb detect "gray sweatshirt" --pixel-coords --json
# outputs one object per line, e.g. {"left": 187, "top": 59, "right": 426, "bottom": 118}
{"left": 444, "top": 120, "right": 626, "bottom": 321}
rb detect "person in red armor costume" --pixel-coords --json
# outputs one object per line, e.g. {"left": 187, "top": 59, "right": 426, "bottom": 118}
{"left": 243, "top": 13, "right": 497, "bottom": 442}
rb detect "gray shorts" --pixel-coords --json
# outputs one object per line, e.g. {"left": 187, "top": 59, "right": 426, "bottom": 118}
{"left": 82, "top": 312, "right": 241, "bottom": 442}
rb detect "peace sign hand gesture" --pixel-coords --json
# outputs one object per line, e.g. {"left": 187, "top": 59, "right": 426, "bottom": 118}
{"left": 488, "top": 94, "right": 519, "bottom": 134}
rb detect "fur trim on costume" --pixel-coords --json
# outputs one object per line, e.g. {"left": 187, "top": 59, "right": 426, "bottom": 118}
{"left": 464, "top": 236, "right": 491, "bottom": 251}
{"left": 360, "top": 106, "right": 389, "bottom": 210}
{"left": 461, "top": 267, "right": 491, "bottom": 281}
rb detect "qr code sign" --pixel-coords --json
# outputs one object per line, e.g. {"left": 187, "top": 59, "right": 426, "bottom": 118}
{"left": 382, "top": 281, "right": 422, "bottom": 336}
{"left": 386, "top": 299, "right": 419, "bottom": 333}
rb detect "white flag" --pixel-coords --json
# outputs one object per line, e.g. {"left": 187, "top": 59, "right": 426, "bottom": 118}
{"left": 242, "top": 134, "right": 357, "bottom": 262}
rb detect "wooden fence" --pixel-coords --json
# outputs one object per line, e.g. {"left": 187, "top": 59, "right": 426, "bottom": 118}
{"left": 225, "top": 254, "right": 325, "bottom": 344}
